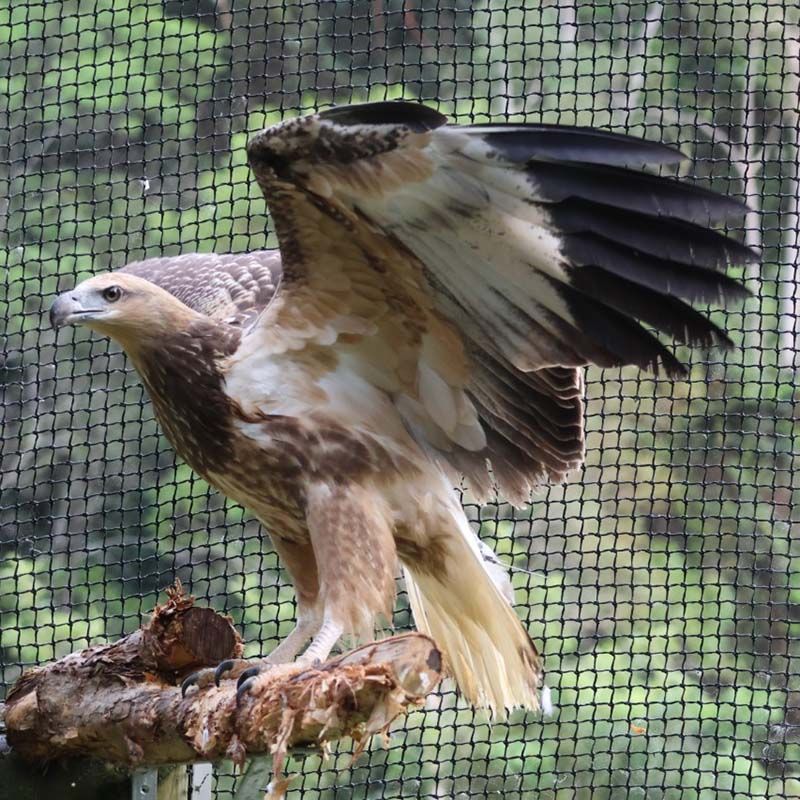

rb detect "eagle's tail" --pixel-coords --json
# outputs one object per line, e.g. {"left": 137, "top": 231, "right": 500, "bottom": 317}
{"left": 401, "top": 496, "right": 545, "bottom": 717}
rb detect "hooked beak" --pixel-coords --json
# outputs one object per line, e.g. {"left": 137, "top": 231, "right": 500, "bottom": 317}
{"left": 49, "top": 293, "right": 104, "bottom": 329}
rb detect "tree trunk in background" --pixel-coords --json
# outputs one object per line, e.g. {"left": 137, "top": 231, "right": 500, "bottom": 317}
{"left": 778, "top": 30, "right": 800, "bottom": 371}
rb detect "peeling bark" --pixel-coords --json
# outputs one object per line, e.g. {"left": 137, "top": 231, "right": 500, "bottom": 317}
{"left": 4, "top": 585, "right": 442, "bottom": 798}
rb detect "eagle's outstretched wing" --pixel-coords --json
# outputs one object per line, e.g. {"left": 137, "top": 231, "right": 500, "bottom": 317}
{"left": 242, "top": 101, "right": 754, "bottom": 503}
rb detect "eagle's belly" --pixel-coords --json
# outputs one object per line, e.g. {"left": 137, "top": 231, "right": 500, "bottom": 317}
{"left": 221, "top": 347, "right": 428, "bottom": 526}
{"left": 164, "top": 413, "right": 314, "bottom": 541}
{"left": 145, "top": 337, "right": 433, "bottom": 544}
{"left": 134, "top": 319, "right": 422, "bottom": 543}
{"left": 156, "top": 377, "right": 451, "bottom": 553}
{"left": 203, "top": 417, "right": 429, "bottom": 547}
{"left": 204, "top": 448, "right": 309, "bottom": 543}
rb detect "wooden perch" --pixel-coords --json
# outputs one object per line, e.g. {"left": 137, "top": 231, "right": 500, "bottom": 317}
{"left": 4, "top": 584, "right": 443, "bottom": 797}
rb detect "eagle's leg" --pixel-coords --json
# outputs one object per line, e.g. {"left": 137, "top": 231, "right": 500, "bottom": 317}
{"left": 295, "top": 483, "right": 397, "bottom": 660}
{"left": 181, "top": 539, "right": 322, "bottom": 695}
{"left": 261, "top": 537, "right": 323, "bottom": 664}
{"left": 261, "top": 605, "right": 323, "bottom": 663}
{"left": 233, "top": 616, "right": 343, "bottom": 700}
{"left": 227, "top": 605, "right": 325, "bottom": 695}
{"left": 219, "top": 539, "right": 324, "bottom": 687}
{"left": 296, "top": 616, "right": 345, "bottom": 665}
{"left": 235, "top": 482, "right": 398, "bottom": 699}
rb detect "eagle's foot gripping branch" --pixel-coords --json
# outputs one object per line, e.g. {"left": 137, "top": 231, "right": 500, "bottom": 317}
{"left": 181, "top": 655, "right": 325, "bottom": 704}
{"left": 4, "top": 584, "right": 443, "bottom": 800}
{"left": 179, "top": 656, "right": 259, "bottom": 697}
{"left": 233, "top": 657, "right": 324, "bottom": 705}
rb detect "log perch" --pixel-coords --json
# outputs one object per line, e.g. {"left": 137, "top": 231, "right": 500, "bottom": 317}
{"left": 4, "top": 584, "right": 443, "bottom": 796}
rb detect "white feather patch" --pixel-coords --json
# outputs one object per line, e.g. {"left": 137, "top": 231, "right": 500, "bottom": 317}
{"left": 418, "top": 362, "right": 459, "bottom": 436}
{"left": 541, "top": 684, "right": 555, "bottom": 717}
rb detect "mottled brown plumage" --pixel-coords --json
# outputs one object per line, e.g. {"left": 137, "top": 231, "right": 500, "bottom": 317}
{"left": 121, "top": 251, "right": 281, "bottom": 327}
{"left": 51, "top": 101, "right": 756, "bottom": 715}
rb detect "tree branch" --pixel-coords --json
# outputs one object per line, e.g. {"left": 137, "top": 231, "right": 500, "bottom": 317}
{"left": 4, "top": 585, "right": 443, "bottom": 799}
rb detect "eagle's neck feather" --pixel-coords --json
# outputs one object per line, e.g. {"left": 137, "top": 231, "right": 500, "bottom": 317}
{"left": 128, "top": 320, "right": 241, "bottom": 475}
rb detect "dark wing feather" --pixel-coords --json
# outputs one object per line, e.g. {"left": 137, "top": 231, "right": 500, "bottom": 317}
{"left": 566, "top": 267, "right": 734, "bottom": 348}
{"left": 466, "top": 123, "right": 687, "bottom": 167}
{"left": 550, "top": 200, "right": 755, "bottom": 269}
{"left": 246, "top": 100, "right": 757, "bottom": 499}
{"left": 120, "top": 251, "right": 282, "bottom": 326}
{"left": 527, "top": 160, "right": 746, "bottom": 224}
{"left": 319, "top": 101, "right": 447, "bottom": 131}
{"left": 561, "top": 234, "right": 749, "bottom": 304}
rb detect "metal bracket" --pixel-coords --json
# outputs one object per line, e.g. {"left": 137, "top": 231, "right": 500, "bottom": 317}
{"left": 132, "top": 769, "right": 159, "bottom": 800}
{"left": 191, "top": 763, "right": 213, "bottom": 800}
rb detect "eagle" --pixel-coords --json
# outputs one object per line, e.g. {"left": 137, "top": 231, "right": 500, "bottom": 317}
{"left": 50, "top": 101, "right": 755, "bottom": 715}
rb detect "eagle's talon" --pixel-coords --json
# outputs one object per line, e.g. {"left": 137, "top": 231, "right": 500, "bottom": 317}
{"left": 236, "top": 664, "right": 264, "bottom": 690}
{"left": 236, "top": 675, "right": 258, "bottom": 705}
{"left": 214, "top": 659, "right": 238, "bottom": 686}
{"left": 180, "top": 671, "right": 201, "bottom": 697}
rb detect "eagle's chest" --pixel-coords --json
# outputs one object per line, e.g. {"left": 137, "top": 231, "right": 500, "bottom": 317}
{"left": 152, "top": 396, "right": 228, "bottom": 475}
{"left": 134, "top": 332, "right": 309, "bottom": 536}
{"left": 135, "top": 331, "right": 239, "bottom": 476}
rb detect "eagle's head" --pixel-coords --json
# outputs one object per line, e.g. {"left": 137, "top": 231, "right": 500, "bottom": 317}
{"left": 50, "top": 272, "right": 200, "bottom": 349}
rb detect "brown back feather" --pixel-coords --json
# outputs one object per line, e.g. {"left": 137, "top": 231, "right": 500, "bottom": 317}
{"left": 120, "top": 251, "right": 281, "bottom": 327}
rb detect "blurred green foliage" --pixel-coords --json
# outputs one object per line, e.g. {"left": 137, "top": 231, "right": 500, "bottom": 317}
{"left": 1, "top": 1, "right": 800, "bottom": 799}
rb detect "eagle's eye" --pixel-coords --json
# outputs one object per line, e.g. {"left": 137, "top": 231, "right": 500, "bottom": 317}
{"left": 102, "top": 286, "right": 123, "bottom": 303}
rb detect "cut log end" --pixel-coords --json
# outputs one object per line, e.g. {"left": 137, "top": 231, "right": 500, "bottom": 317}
{"left": 144, "top": 605, "right": 242, "bottom": 672}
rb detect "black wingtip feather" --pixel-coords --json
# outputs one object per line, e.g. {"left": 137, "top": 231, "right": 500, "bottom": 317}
{"left": 562, "top": 234, "right": 753, "bottom": 305}
{"left": 567, "top": 266, "right": 735, "bottom": 350}
{"left": 552, "top": 278, "right": 688, "bottom": 377}
{"left": 551, "top": 199, "right": 759, "bottom": 271}
{"left": 318, "top": 101, "right": 448, "bottom": 132}
{"left": 468, "top": 124, "right": 686, "bottom": 167}
{"left": 528, "top": 161, "right": 749, "bottom": 224}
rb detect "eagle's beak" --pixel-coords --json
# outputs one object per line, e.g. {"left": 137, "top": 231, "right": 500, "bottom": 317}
{"left": 49, "top": 293, "right": 103, "bottom": 329}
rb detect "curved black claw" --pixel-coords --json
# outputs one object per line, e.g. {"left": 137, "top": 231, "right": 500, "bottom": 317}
{"left": 214, "top": 659, "right": 238, "bottom": 686}
{"left": 181, "top": 671, "right": 201, "bottom": 697}
{"left": 236, "top": 665, "right": 263, "bottom": 691}
{"left": 236, "top": 675, "right": 258, "bottom": 706}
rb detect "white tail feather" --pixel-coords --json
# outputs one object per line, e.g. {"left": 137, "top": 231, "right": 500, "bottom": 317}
{"left": 402, "top": 505, "right": 542, "bottom": 717}
{"left": 477, "top": 538, "right": 516, "bottom": 605}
